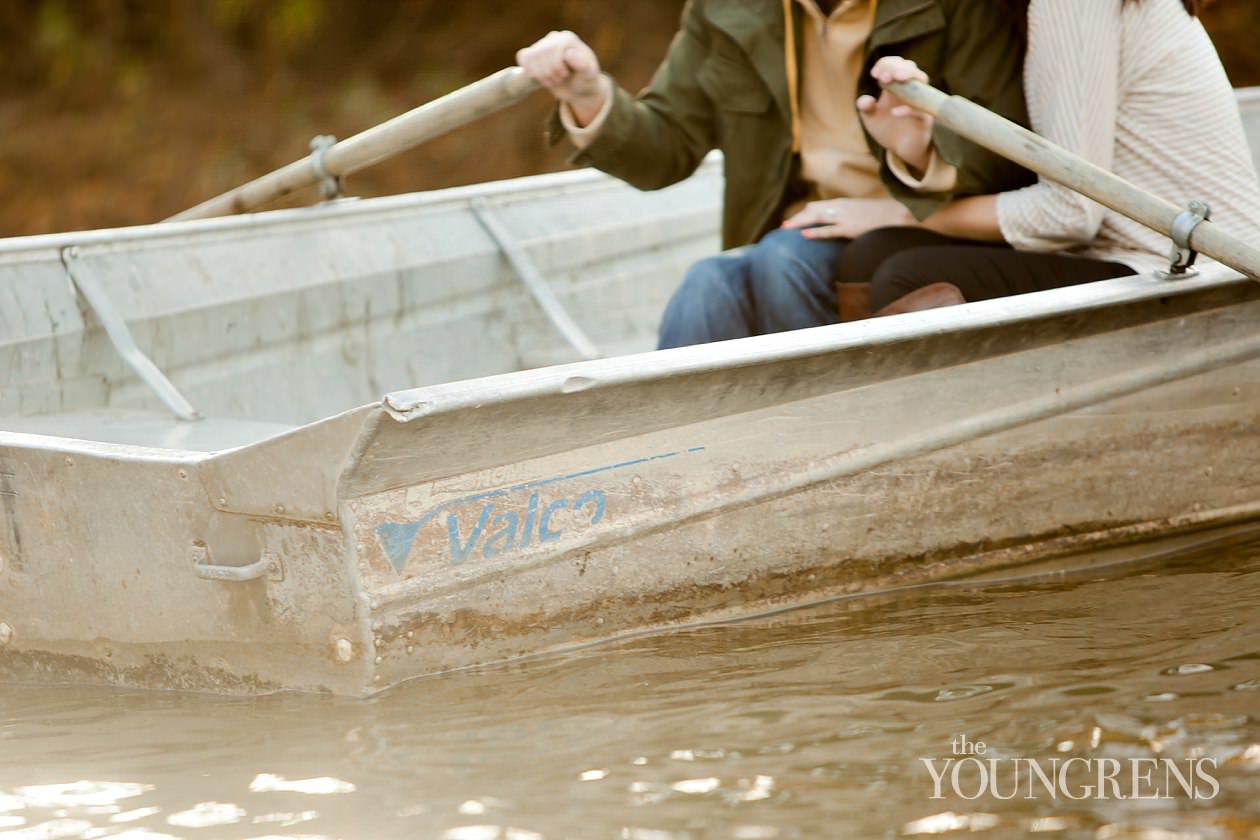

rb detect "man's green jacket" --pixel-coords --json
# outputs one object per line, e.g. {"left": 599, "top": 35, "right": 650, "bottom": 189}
{"left": 550, "top": 0, "right": 1034, "bottom": 250}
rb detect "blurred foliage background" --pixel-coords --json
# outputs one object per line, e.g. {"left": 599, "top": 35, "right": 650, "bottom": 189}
{"left": 1, "top": 0, "right": 1257, "bottom": 236}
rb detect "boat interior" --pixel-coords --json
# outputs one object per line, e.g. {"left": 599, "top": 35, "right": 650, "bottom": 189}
{"left": 0, "top": 159, "right": 723, "bottom": 453}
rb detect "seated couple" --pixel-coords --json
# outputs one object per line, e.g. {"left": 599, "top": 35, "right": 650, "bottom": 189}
{"left": 517, "top": 0, "right": 1260, "bottom": 348}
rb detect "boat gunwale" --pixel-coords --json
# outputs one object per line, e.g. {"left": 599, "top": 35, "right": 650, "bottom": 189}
{"left": 0, "top": 153, "right": 724, "bottom": 257}
{"left": 381, "top": 263, "right": 1255, "bottom": 423}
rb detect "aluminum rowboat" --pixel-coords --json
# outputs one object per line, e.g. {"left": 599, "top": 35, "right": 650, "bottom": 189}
{"left": 0, "top": 91, "right": 1258, "bottom": 696}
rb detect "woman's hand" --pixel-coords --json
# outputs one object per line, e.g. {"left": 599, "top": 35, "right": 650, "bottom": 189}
{"left": 780, "top": 197, "right": 915, "bottom": 239}
{"left": 859, "top": 57, "right": 935, "bottom": 175}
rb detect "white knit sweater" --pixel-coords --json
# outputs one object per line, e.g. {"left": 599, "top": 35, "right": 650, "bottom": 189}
{"left": 996, "top": 0, "right": 1260, "bottom": 273}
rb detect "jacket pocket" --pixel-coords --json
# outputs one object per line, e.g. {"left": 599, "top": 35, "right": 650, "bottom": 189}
{"left": 697, "top": 52, "right": 773, "bottom": 114}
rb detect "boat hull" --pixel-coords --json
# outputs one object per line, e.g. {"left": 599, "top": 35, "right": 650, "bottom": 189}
{"left": 4, "top": 273, "right": 1260, "bottom": 695}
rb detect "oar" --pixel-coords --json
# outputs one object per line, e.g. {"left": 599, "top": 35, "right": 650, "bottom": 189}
{"left": 166, "top": 67, "right": 540, "bottom": 223}
{"left": 883, "top": 79, "right": 1260, "bottom": 281}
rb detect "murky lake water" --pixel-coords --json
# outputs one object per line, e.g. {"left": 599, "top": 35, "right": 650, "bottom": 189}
{"left": 2, "top": 535, "right": 1259, "bottom": 839}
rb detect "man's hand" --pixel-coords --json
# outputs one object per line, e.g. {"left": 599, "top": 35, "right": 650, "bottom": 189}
{"left": 516, "top": 31, "right": 611, "bottom": 127}
{"left": 780, "top": 197, "right": 915, "bottom": 239}
{"left": 859, "top": 56, "right": 935, "bottom": 175}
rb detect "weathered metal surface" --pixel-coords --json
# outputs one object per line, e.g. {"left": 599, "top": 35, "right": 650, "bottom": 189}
{"left": 339, "top": 273, "right": 1260, "bottom": 688}
{"left": 0, "top": 432, "right": 367, "bottom": 694}
{"left": 0, "top": 96, "right": 1257, "bottom": 696}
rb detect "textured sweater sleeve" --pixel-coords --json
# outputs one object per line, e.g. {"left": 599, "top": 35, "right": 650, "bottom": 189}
{"left": 996, "top": 0, "right": 1119, "bottom": 251}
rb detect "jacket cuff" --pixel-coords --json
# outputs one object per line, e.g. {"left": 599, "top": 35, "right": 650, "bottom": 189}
{"left": 567, "top": 82, "right": 639, "bottom": 168}
{"left": 557, "top": 75, "right": 615, "bottom": 150}
{"left": 885, "top": 125, "right": 975, "bottom": 220}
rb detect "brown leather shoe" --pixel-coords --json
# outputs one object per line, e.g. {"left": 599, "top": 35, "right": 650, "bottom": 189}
{"left": 873, "top": 282, "right": 965, "bottom": 317}
{"left": 835, "top": 281, "right": 872, "bottom": 321}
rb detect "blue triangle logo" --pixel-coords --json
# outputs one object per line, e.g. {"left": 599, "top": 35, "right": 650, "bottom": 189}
{"left": 376, "top": 522, "right": 420, "bottom": 573}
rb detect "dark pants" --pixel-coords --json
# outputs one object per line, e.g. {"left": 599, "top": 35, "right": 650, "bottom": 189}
{"left": 838, "top": 227, "right": 1137, "bottom": 311}
{"left": 657, "top": 228, "right": 847, "bottom": 349}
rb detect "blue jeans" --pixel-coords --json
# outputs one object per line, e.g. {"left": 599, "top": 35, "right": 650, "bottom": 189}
{"left": 657, "top": 228, "right": 847, "bottom": 349}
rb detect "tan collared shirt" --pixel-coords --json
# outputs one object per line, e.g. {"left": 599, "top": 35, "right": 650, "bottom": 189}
{"left": 793, "top": 0, "right": 885, "bottom": 202}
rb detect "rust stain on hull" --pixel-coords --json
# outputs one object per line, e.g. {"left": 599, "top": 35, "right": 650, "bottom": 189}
{"left": 0, "top": 648, "right": 288, "bottom": 695}
{"left": 367, "top": 505, "right": 1260, "bottom": 690}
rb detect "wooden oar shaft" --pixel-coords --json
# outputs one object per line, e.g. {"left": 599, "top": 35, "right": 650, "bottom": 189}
{"left": 886, "top": 80, "right": 1260, "bottom": 280}
{"left": 166, "top": 67, "right": 540, "bottom": 223}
